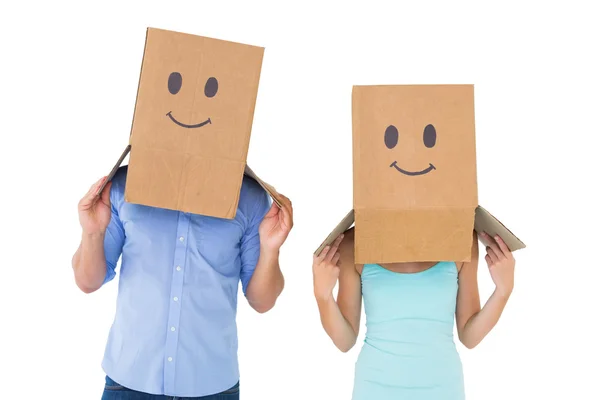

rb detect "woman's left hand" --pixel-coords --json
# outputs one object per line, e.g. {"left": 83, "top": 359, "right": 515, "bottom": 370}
{"left": 480, "top": 232, "right": 515, "bottom": 297}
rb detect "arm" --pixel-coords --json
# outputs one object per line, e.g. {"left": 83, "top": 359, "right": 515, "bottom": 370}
{"left": 72, "top": 176, "right": 124, "bottom": 293}
{"left": 456, "top": 231, "right": 516, "bottom": 349}
{"left": 313, "top": 228, "right": 361, "bottom": 352}
{"left": 244, "top": 194, "right": 293, "bottom": 313}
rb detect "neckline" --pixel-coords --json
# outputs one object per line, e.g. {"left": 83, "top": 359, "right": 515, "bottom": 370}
{"left": 367, "top": 262, "right": 444, "bottom": 276}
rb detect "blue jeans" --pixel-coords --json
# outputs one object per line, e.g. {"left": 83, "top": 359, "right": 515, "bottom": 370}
{"left": 101, "top": 376, "right": 240, "bottom": 400}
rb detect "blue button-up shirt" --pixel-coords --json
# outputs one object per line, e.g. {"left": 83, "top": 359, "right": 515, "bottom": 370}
{"left": 100, "top": 166, "right": 270, "bottom": 397}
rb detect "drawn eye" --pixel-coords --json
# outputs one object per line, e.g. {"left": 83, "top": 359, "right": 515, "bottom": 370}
{"left": 423, "top": 124, "right": 436, "bottom": 148}
{"left": 204, "top": 77, "right": 218, "bottom": 98}
{"left": 384, "top": 125, "right": 398, "bottom": 149}
{"left": 168, "top": 72, "right": 182, "bottom": 95}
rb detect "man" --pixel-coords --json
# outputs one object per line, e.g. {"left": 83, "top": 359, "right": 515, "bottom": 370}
{"left": 72, "top": 166, "right": 293, "bottom": 399}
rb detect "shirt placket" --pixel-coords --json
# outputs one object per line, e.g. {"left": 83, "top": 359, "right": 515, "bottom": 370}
{"left": 163, "top": 211, "right": 190, "bottom": 394}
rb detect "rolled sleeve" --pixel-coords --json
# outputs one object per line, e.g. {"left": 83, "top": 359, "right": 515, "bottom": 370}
{"left": 239, "top": 188, "right": 271, "bottom": 295}
{"left": 102, "top": 172, "right": 125, "bottom": 285}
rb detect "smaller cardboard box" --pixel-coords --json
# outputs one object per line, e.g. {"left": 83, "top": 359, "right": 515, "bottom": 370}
{"left": 316, "top": 85, "right": 525, "bottom": 263}
{"left": 98, "top": 28, "right": 281, "bottom": 218}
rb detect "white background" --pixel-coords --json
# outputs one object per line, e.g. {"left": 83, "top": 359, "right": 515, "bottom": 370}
{"left": 1, "top": 0, "right": 599, "bottom": 398}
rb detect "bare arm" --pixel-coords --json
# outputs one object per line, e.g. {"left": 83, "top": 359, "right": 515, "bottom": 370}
{"left": 456, "top": 232, "right": 515, "bottom": 349}
{"left": 245, "top": 195, "right": 293, "bottom": 313}
{"left": 246, "top": 248, "right": 285, "bottom": 313}
{"left": 72, "top": 178, "right": 112, "bottom": 294}
{"left": 72, "top": 233, "right": 108, "bottom": 293}
{"left": 314, "top": 228, "right": 361, "bottom": 352}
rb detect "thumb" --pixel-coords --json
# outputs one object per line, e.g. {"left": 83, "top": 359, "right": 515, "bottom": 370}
{"left": 100, "top": 181, "right": 112, "bottom": 207}
{"left": 79, "top": 177, "right": 106, "bottom": 211}
{"left": 263, "top": 201, "right": 279, "bottom": 219}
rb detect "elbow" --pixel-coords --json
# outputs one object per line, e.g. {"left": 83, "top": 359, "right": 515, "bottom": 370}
{"left": 335, "top": 337, "right": 357, "bottom": 353}
{"left": 252, "top": 302, "right": 275, "bottom": 314}
{"left": 75, "top": 279, "right": 100, "bottom": 294}
{"left": 459, "top": 335, "right": 480, "bottom": 350}
{"left": 72, "top": 265, "right": 101, "bottom": 294}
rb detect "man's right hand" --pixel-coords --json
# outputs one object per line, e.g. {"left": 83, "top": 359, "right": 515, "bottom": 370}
{"left": 78, "top": 177, "right": 112, "bottom": 236}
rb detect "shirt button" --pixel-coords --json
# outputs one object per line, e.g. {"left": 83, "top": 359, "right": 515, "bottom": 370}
{"left": 179, "top": 236, "right": 184, "bottom": 242}
{"left": 176, "top": 266, "right": 181, "bottom": 272}
{"left": 171, "top": 326, "right": 176, "bottom": 332}
{"left": 167, "top": 357, "right": 173, "bottom": 362}
{"left": 173, "top": 297, "right": 179, "bottom": 302}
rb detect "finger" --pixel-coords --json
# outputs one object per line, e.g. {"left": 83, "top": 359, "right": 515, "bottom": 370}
{"left": 483, "top": 232, "right": 503, "bottom": 259}
{"left": 494, "top": 235, "right": 512, "bottom": 257}
{"left": 325, "top": 236, "right": 344, "bottom": 262}
{"left": 85, "top": 177, "right": 105, "bottom": 197}
{"left": 280, "top": 198, "right": 293, "bottom": 224}
{"left": 331, "top": 252, "right": 341, "bottom": 265}
{"left": 80, "top": 178, "right": 106, "bottom": 209}
{"left": 486, "top": 246, "right": 498, "bottom": 263}
{"left": 280, "top": 202, "right": 293, "bottom": 230}
{"left": 317, "top": 246, "right": 331, "bottom": 262}
{"left": 485, "top": 254, "right": 493, "bottom": 268}
{"left": 264, "top": 201, "right": 279, "bottom": 218}
{"left": 100, "top": 181, "right": 112, "bottom": 207}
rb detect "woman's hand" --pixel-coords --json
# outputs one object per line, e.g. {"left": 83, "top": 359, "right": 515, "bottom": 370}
{"left": 313, "top": 234, "right": 344, "bottom": 302}
{"left": 481, "top": 232, "right": 515, "bottom": 297}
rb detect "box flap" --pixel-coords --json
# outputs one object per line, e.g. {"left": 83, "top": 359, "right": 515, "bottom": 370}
{"left": 96, "top": 145, "right": 131, "bottom": 196}
{"left": 314, "top": 210, "right": 355, "bottom": 256}
{"left": 475, "top": 206, "right": 526, "bottom": 251}
{"left": 244, "top": 165, "right": 283, "bottom": 208}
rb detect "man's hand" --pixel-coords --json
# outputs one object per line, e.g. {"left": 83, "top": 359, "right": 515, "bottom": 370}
{"left": 78, "top": 177, "right": 111, "bottom": 236}
{"left": 258, "top": 195, "right": 293, "bottom": 252}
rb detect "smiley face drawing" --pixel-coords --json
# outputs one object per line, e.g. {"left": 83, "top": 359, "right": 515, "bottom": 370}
{"left": 165, "top": 72, "right": 217, "bottom": 128}
{"left": 352, "top": 84, "right": 477, "bottom": 213}
{"left": 385, "top": 123, "right": 437, "bottom": 176}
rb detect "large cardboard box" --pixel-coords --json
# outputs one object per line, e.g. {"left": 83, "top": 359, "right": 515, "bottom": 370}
{"left": 316, "top": 85, "right": 525, "bottom": 263}
{"left": 98, "top": 28, "right": 281, "bottom": 218}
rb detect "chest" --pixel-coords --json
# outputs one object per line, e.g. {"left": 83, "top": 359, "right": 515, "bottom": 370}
{"left": 119, "top": 202, "right": 246, "bottom": 266}
{"left": 361, "top": 263, "right": 459, "bottom": 319}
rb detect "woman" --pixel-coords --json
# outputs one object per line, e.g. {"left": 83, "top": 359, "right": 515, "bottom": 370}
{"left": 313, "top": 228, "right": 516, "bottom": 400}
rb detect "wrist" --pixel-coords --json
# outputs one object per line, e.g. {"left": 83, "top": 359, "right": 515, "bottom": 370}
{"left": 315, "top": 291, "right": 335, "bottom": 304}
{"left": 260, "top": 244, "right": 280, "bottom": 260}
{"left": 82, "top": 231, "right": 106, "bottom": 242}
{"left": 494, "top": 285, "right": 513, "bottom": 299}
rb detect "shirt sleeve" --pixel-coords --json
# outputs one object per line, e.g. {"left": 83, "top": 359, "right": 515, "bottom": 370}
{"left": 102, "top": 174, "right": 126, "bottom": 285}
{"left": 239, "top": 186, "right": 271, "bottom": 296}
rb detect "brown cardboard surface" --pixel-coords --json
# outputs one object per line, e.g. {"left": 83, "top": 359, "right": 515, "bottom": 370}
{"left": 96, "top": 145, "right": 131, "bottom": 196}
{"left": 475, "top": 206, "right": 526, "bottom": 251}
{"left": 353, "top": 85, "right": 478, "bottom": 263}
{"left": 316, "top": 206, "right": 525, "bottom": 261}
{"left": 314, "top": 210, "right": 355, "bottom": 256}
{"left": 117, "top": 28, "right": 266, "bottom": 218}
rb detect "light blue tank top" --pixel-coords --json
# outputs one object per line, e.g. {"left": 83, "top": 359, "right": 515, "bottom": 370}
{"left": 353, "top": 262, "right": 465, "bottom": 400}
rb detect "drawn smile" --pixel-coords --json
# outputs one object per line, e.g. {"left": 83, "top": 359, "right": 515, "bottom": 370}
{"left": 390, "top": 161, "right": 436, "bottom": 176}
{"left": 166, "top": 111, "right": 212, "bottom": 128}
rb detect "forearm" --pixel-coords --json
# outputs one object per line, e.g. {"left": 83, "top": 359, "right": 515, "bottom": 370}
{"left": 460, "top": 289, "right": 511, "bottom": 348}
{"left": 72, "top": 232, "right": 107, "bottom": 293}
{"left": 316, "top": 295, "right": 357, "bottom": 352}
{"left": 245, "top": 247, "right": 284, "bottom": 313}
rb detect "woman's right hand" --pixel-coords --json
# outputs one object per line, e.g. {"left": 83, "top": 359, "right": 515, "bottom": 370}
{"left": 313, "top": 234, "right": 344, "bottom": 302}
{"left": 78, "top": 177, "right": 112, "bottom": 236}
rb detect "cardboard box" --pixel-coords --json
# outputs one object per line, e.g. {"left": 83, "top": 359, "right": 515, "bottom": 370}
{"left": 316, "top": 85, "right": 525, "bottom": 263}
{"left": 97, "top": 28, "right": 281, "bottom": 218}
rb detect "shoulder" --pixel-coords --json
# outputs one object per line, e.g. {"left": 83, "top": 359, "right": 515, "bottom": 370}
{"left": 239, "top": 175, "right": 270, "bottom": 217}
{"left": 109, "top": 166, "right": 128, "bottom": 202}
